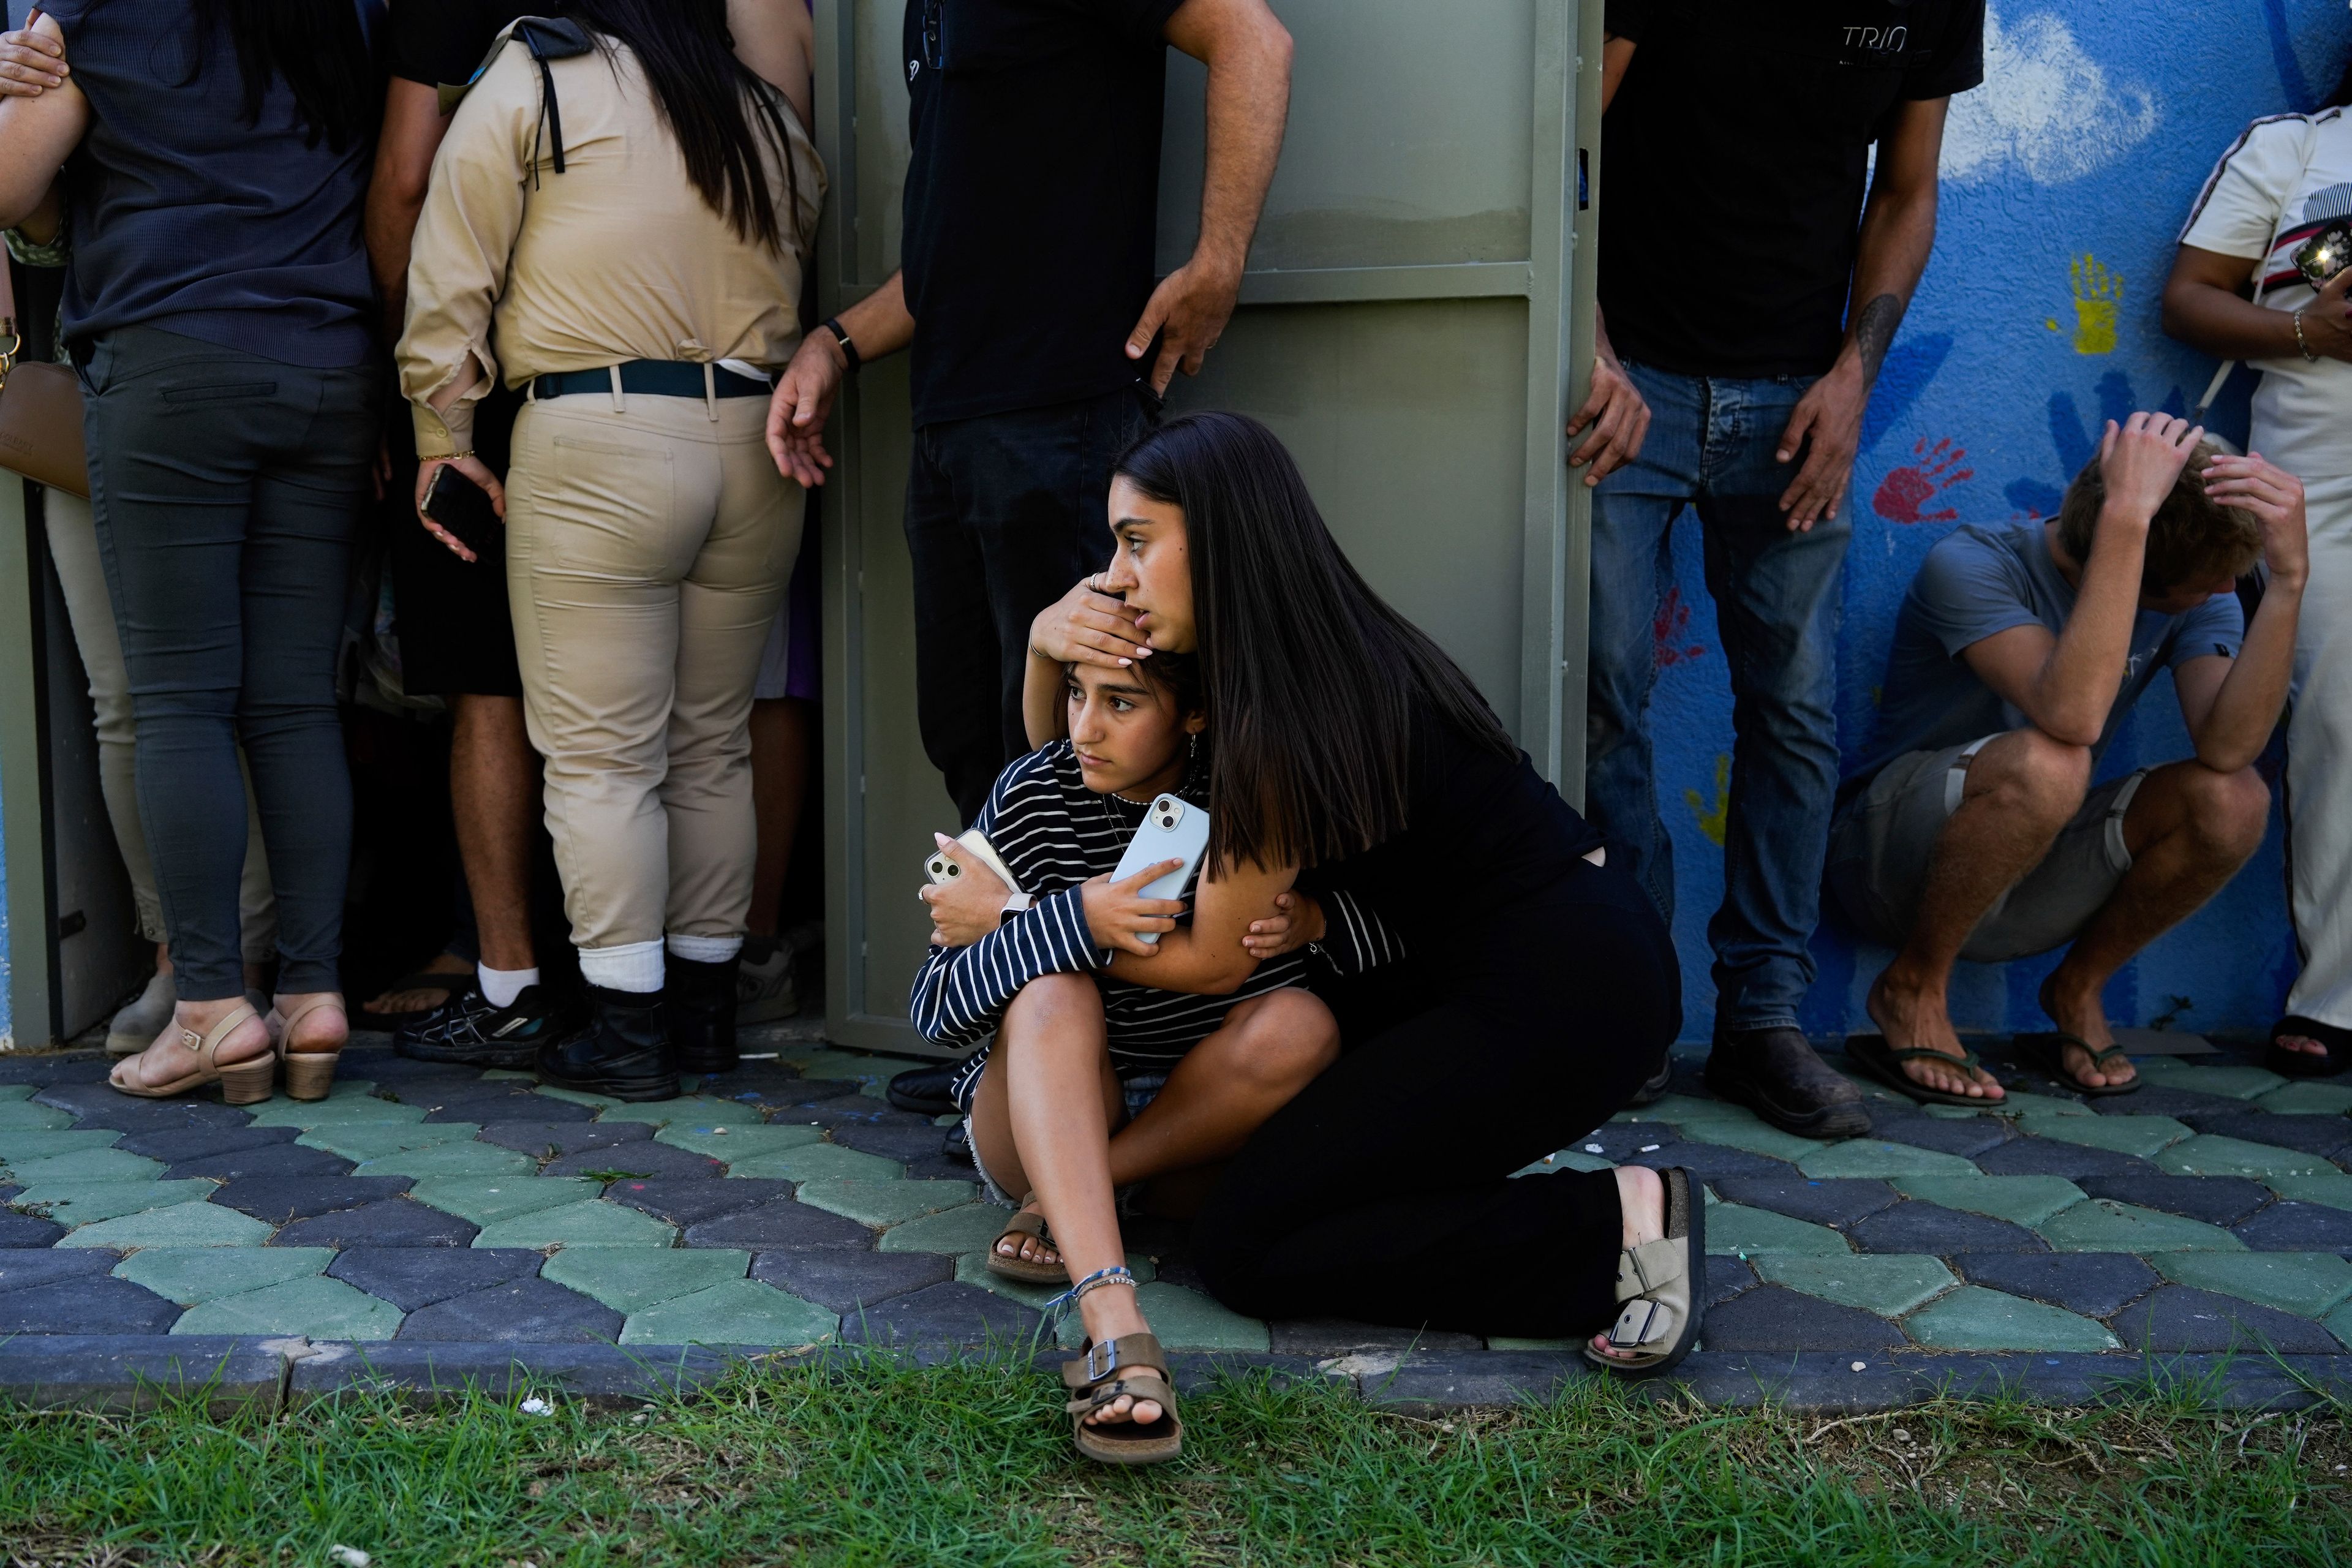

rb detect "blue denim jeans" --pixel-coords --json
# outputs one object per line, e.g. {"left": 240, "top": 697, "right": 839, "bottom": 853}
{"left": 1583, "top": 361, "right": 1850, "bottom": 1033}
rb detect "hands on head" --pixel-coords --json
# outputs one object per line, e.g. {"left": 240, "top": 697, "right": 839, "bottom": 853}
{"left": 1031, "top": 575, "right": 1152, "bottom": 668}
{"left": 2094, "top": 410, "right": 2206, "bottom": 531}
{"left": 2204, "top": 450, "right": 2310, "bottom": 588}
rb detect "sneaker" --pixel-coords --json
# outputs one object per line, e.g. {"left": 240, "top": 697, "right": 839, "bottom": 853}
{"left": 396, "top": 985, "right": 570, "bottom": 1069}
{"left": 735, "top": 938, "right": 799, "bottom": 1025}
{"left": 106, "top": 968, "right": 176, "bottom": 1056}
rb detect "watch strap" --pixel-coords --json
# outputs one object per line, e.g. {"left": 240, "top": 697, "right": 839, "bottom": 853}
{"left": 823, "top": 317, "right": 862, "bottom": 374}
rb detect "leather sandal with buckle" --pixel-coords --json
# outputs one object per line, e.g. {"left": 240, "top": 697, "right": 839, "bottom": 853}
{"left": 1583, "top": 1166, "right": 1706, "bottom": 1379}
{"left": 268, "top": 993, "right": 348, "bottom": 1102}
{"left": 987, "top": 1193, "right": 1065, "bottom": 1284}
{"left": 108, "top": 1003, "right": 273, "bottom": 1104}
{"left": 1062, "top": 1329, "right": 1182, "bottom": 1465}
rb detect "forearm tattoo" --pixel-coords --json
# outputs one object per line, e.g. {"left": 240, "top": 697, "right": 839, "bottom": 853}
{"left": 1851, "top": 292, "right": 1905, "bottom": 388}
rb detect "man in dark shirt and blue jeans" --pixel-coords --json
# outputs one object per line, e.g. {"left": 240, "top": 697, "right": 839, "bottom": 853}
{"left": 764, "top": 0, "right": 1292, "bottom": 831}
{"left": 1579, "top": 1, "right": 1985, "bottom": 1137}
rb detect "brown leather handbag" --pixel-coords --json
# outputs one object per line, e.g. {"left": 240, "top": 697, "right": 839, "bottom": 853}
{"left": 0, "top": 255, "right": 88, "bottom": 497}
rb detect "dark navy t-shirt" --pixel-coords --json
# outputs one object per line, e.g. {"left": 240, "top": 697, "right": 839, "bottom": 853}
{"left": 42, "top": 0, "right": 380, "bottom": 368}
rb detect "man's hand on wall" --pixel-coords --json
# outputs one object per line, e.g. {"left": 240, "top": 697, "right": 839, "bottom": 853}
{"left": 1774, "top": 360, "right": 1867, "bottom": 530}
{"left": 1126, "top": 257, "right": 1243, "bottom": 396}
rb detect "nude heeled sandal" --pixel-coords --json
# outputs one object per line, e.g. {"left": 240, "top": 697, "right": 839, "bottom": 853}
{"left": 268, "top": 993, "right": 348, "bottom": 1102}
{"left": 108, "top": 1003, "right": 274, "bottom": 1105}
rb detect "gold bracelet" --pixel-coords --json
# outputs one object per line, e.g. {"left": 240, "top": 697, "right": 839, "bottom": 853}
{"left": 433, "top": 450, "right": 476, "bottom": 464}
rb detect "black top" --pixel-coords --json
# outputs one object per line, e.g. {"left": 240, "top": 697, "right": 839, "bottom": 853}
{"left": 1302, "top": 698, "right": 1608, "bottom": 976}
{"left": 899, "top": 0, "right": 1182, "bottom": 426}
{"left": 388, "top": 0, "right": 531, "bottom": 87}
{"left": 42, "top": 0, "right": 380, "bottom": 368}
{"left": 1599, "top": 0, "right": 1983, "bottom": 378}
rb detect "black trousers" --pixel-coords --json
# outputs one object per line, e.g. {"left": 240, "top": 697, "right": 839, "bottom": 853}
{"left": 903, "top": 387, "right": 1154, "bottom": 826}
{"left": 1193, "top": 856, "right": 1683, "bottom": 1339}
{"left": 82, "top": 325, "right": 378, "bottom": 999}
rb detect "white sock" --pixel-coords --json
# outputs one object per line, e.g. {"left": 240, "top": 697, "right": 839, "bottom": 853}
{"left": 666, "top": 932, "right": 744, "bottom": 964}
{"left": 578, "top": 940, "right": 664, "bottom": 993}
{"left": 478, "top": 964, "right": 538, "bottom": 1009}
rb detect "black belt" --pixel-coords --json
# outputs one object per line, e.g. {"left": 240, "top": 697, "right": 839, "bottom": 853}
{"left": 529, "top": 360, "right": 770, "bottom": 402}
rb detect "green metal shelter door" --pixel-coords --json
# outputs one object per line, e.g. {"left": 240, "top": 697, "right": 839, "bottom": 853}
{"left": 810, "top": 0, "right": 1603, "bottom": 1055}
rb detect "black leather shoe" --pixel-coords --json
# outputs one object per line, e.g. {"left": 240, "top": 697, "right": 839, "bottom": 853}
{"left": 940, "top": 1120, "right": 973, "bottom": 1165}
{"left": 1703, "top": 1025, "right": 1869, "bottom": 1139}
{"left": 668, "top": 954, "right": 740, "bottom": 1076}
{"left": 1627, "top": 1051, "right": 1674, "bottom": 1107}
{"left": 537, "top": 985, "right": 678, "bottom": 1102}
{"left": 887, "top": 1062, "right": 963, "bottom": 1116}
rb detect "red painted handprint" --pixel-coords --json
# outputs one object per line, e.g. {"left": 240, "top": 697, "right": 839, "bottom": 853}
{"left": 1653, "top": 584, "right": 1705, "bottom": 669}
{"left": 1872, "top": 436, "right": 1973, "bottom": 524}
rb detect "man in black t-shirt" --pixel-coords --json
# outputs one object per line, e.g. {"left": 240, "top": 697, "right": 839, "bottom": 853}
{"left": 763, "top": 0, "right": 1294, "bottom": 827}
{"left": 1581, "top": 0, "right": 1985, "bottom": 1139}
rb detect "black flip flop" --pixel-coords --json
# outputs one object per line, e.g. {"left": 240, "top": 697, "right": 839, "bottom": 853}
{"left": 2267, "top": 1016, "right": 2352, "bottom": 1079}
{"left": 2013, "top": 1031, "right": 2142, "bottom": 1096}
{"left": 1844, "top": 1033, "right": 2003, "bottom": 1109}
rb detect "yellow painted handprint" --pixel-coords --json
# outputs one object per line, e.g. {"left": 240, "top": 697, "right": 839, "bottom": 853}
{"left": 1684, "top": 754, "right": 1730, "bottom": 848}
{"left": 2055, "top": 252, "right": 2120, "bottom": 356}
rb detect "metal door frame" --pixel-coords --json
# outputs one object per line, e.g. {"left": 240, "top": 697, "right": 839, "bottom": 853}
{"left": 809, "top": 0, "right": 1603, "bottom": 1054}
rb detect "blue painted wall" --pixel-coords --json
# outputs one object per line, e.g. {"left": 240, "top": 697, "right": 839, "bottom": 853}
{"left": 1651, "top": 0, "right": 2352, "bottom": 1042}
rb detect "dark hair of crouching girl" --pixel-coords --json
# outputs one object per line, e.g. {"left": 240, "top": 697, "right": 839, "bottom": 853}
{"left": 1028, "top": 411, "right": 1692, "bottom": 1380}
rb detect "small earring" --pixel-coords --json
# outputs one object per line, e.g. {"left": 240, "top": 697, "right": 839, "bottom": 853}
{"left": 1188, "top": 732, "right": 1200, "bottom": 763}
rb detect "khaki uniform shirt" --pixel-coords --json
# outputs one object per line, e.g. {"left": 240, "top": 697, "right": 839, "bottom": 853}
{"left": 399, "top": 33, "right": 826, "bottom": 457}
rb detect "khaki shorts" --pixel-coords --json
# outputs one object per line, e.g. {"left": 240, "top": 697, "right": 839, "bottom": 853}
{"left": 1828, "top": 736, "right": 2144, "bottom": 963}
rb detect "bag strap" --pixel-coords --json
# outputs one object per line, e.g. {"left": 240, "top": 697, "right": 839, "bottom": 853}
{"left": 2195, "top": 113, "right": 2328, "bottom": 423}
{"left": 0, "top": 249, "right": 19, "bottom": 382}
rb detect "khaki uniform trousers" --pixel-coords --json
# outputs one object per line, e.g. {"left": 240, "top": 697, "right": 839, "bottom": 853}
{"left": 505, "top": 390, "right": 802, "bottom": 962}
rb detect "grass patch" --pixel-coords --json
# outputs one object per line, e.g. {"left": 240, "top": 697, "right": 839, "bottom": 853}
{"left": 0, "top": 1357, "right": 2344, "bottom": 1565}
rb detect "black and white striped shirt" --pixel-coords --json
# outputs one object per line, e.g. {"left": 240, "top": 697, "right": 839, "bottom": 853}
{"left": 909, "top": 742, "right": 1401, "bottom": 1072}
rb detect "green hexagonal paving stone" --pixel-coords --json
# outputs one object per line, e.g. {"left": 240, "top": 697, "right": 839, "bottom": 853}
{"left": 5, "top": 1148, "right": 167, "bottom": 1185}
{"left": 0, "top": 1129, "right": 124, "bottom": 1164}
{"left": 0, "top": 1085, "right": 34, "bottom": 1101}
{"left": 2268, "top": 1171, "right": 2352, "bottom": 1210}
{"left": 1980, "top": 1090, "right": 2094, "bottom": 1120}
{"left": 1514, "top": 1150, "right": 1616, "bottom": 1175}
{"left": 1131, "top": 1281, "right": 1269, "bottom": 1352}
{"left": 620, "top": 1279, "right": 837, "bottom": 1348}
{"left": 2015, "top": 1113, "right": 2190, "bottom": 1158}
{"left": 173, "top": 1276, "right": 401, "bottom": 1340}
{"left": 2254, "top": 1081, "right": 2352, "bottom": 1116}
{"left": 352, "top": 1142, "right": 537, "bottom": 1180}
{"left": 13, "top": 1178, "right": 214, "bottom": 1226}
{"left": 116, "top": 1246, "right": 333, "bottom": 1305}
{"left": 533, "top": 1086, "right": 624, "bottom": 1110}
{"left": 655, "top": 1123, "right": 826, "bottom": 1160}
{"left": 1705, "top": 1202, "right": 1851, "bottom": 1258}
{"left": 723, "top": 1143, "right": 904, "bottom": 1184}
{"left": 544, "top": 1247, "right": 748, "bottom": 1312}
{"left": 2324, "top": 1299, "right": 2352, "bottom": 1350}
{"left": 876, "top": 1202, "right": 1005, "bottom": 1255}
{"left": 408, "top": 1175, "right": 601, "bottom": 1226}
{"left": 59, "top": 1202, "right": 272, "bottom": 1249}
{"left": 775, "top": 1048, "right": 897, "bottom": 1086}
{"left": 2036, "top": 1199, "right": 2247, "bottom": 1253}
{"left": 1676, "top": 1118, "right": 1827, "bottom": 1165}
{"left": 472, "top": 1199, "right": 678, "bottom": 1250}
{"left": 298, "top": 1121, "right": 479, "bottom": 1161}
{"left": 1904, "top": 1286, "right": 2119, "bottom": 1351}
{"left": 2129, "top": 1059, "right": 2284, "bottom": 1100}
{"left": 0, "top": 1101, "right": 74, "bottom": 1131}
{"left": 246, "top": 1095, "right": 424, "bottom": 1130}
{"left": 1889, "top": 1176, "right": 2086, "bottom": 1227}
{"left": 1755, "top": 1254, "right": 1956, "bottom": 1316}
{"left": 594, "top": 1095, "right": 754, "bottom": 1126}
{"left": 1610, "top": 1095, "right": 1744, "bottom": 1129}
{"left": 2155, "top": 1252, "right": 2352, "bottom": 1319}
{"left": 1796, "top": 1142, "right": 1980, "bottom": 1180}
{"left": 2155, "top": 1135, "right": 2333, "bottom": 1180}
{"left": 795, "top": 1178, "right": 977, "bottom": 1227}
{"left": 951, "top": 1250, "right": 1155, "bottom": 1314}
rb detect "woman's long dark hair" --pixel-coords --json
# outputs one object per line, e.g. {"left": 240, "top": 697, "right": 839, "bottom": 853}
{"left": 566, "top": 0, "right": 807, "bottom": 251}
{"left": 190, "top": 0, "right": 373, "bottom": 151}
{"left": 1113, "top": 412, "right": 1515, "bottom": 874}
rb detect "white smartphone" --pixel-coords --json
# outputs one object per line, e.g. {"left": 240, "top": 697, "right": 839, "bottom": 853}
{"left": 1110, "top": 794, "right": 1210, "bottom": 944}
{"left": 925, "top": 828, "right": 1022, "bottom": 893}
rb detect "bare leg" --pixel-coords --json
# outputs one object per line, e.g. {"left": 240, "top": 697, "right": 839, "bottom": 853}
{"left": 747, "top": 698, "right": 813, "bottom": 939}
{"left": 1107, "top": 990, "right": 1338, "bottom": 1186}
{"left": 1867, "top": 729, "right": 2092, "bottom": 1099}
{"left": 2040, "top": 761, "right": 2270, "bottom": 1087}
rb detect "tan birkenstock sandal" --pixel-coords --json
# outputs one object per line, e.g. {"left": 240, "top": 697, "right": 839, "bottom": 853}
{"left": 1063, "top": 1329, "right": 1182, "bottom": 1465}
{"left": 268, "top": 993, "right": 348, "bottom": 1102}
{"left": 108, "top": 1003, "right": 273, "bottom": 1104}
{"left": 986, "top": 1193, "right": 1066, "bottom": 1284}
{"left": 1583, "top": 1166, "right": 1707, "bottom": 1379}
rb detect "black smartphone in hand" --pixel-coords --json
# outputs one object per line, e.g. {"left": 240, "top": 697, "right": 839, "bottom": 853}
{"left": 422, "top": 463, "right": 501, "bottom": 560}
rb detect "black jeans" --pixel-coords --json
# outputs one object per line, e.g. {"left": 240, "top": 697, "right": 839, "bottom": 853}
{"left": 1193, "top": 858, "right": 1683, "bottom": 1339}
{"left": 81, "top": 325, "right": 378, "bottom": 1000}
{"left": 904, "top": 387, "right": 1155, "bottom": 825}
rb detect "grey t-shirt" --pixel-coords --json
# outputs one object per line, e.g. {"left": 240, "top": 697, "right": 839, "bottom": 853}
{"left": 1845, "top": 522, "right": 2245, "bottom": 800}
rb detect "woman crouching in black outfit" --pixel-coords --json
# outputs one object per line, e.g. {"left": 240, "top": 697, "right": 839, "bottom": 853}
{"left": 1030, "top": 411, "right": 1697, "bottom": 1371}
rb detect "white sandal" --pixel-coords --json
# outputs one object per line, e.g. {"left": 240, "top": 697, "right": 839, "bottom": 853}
{"left": 1583, "top": 1166, "right": 1706, "bottom": 1378}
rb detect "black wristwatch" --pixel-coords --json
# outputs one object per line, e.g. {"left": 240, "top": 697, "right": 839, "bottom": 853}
{"left": 823, "top": 317, "right": 862, "bottom": 374}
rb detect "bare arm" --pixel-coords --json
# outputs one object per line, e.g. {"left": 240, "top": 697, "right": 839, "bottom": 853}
{"left": 1601, "top": 34, "right": 1634, "bottom": 110}
{"left": 1122, "top": 0, "right": 1291, "bottom": 394}
{"left": 2173, "top": 453, "right": 2309, "bottom": 771}
{"left": 368, "top": 78, "right": 453, "bottom": 344}
{"left": 1023, "top": 644, "right": 1069, "bottom": 751}
{"left": 1775, "top": 96, "right": 1947, "bottom": 529}
{"left": 0, "top": 18, "right": 83, "bottom": 232}
{"left": 725, "top": 0, "right": 815, "bottom": 126}
{"left": 1103, "top": 858, "right": 1296, "bottom": 995}
{"left": 2162, "top": 243, "right": 2352, "bottom": 364}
